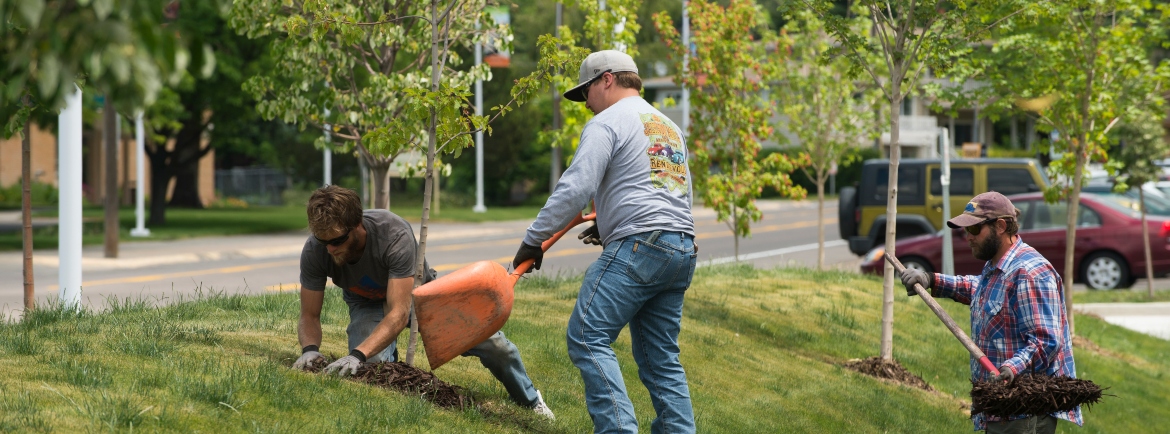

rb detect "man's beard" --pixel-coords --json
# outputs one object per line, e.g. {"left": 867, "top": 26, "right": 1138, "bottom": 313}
{"left": 331, "top": 249, "right": 350, "bottom": 266}
{"left": 972, "top": 232, "right": 1002, "bottom": 261}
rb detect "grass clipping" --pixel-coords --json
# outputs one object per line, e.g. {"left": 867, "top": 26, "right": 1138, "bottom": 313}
{"left": 971, "top": 374, "right": 1105, "bottom": 418}
{"left": 307, "top": 360, "right": 473, "bottom": 409}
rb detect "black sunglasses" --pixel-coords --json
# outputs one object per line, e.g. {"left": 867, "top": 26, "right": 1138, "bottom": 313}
{"left": 315, "top": 228, "right": 351, "bottom": 246}
{"left": 964, "top": 218, "right": 1001, "bottom": 236}
{"left": 579, "top": 69, "right": 612, "bottom": 100}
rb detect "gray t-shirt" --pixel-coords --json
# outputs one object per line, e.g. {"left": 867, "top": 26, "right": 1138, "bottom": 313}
{"left": 300, "top": 209, "right": 432, "bottom": 301}
{"left": 524, "top": 96, "right": 694, "bottom": 246}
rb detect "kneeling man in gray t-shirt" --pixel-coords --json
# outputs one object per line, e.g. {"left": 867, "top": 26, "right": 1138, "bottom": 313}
{"left": 292, "top": 185, "right": 553, "bottom": 419}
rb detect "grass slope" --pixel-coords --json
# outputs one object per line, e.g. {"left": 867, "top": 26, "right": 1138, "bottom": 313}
{"left": 0, "top": 266, "right": 1166, "bottom": 432}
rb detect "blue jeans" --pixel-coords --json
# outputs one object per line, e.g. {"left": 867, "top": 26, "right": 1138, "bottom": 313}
{"left": 346, "top": 295, "right": 540, "bottom": 407}
{"left": 567, "top": 230, "right": 697, "bottom": 434}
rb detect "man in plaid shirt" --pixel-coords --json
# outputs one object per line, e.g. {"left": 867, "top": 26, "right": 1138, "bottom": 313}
{"left": 900, "top": 191, "right": 1083, "bottom": 433}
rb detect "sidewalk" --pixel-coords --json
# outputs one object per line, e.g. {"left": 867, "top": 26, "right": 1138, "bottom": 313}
{"left": 1076, "top": 302, "right": 1170, "bottom": 341}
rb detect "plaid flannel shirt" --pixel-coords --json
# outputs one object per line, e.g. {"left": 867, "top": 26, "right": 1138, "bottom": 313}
{"left": 933, "top": 236, "right": 1083, "bottom": 431}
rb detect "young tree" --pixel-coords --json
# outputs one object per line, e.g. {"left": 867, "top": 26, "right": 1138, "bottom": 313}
{"left": 944, "top": 0, "right": 1170, "bottom": 332}
{"left": 1114, "top": 105, "right": 1170, "bottom": 298}
{"left": 774, "top": 10, "right": 877, "bottom": 270}
{"left": 655, "top": 0, "right": 807, "bottom": 260}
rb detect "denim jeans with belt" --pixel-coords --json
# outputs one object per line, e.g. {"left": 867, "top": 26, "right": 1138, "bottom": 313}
{"left": 567, "top": 230, "right": 697, "bottom": 434}
{"left": 345, "top": 295, "right": 541, "bottom": 407}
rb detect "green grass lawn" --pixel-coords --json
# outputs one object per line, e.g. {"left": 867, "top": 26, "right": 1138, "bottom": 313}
{"left": 1, "top": 200, "right": 543, "bottom": 251}
{"left": 1, "top": 266, "right": 1166, "bottom": 432}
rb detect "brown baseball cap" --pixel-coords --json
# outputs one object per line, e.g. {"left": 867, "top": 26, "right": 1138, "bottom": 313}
{"left": 947, "top": 191, "right": 1021, "bottom": 228}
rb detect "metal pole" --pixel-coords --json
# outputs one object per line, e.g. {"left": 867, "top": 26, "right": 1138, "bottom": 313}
{"left": 22, "top": 116, "right": 33, "bottom": 311}
{"left": 681, "top": 0, "right": 690, "bottom": 137}
{"left": 940, "top": 126, "right": 953, "bottom": 275}
{"left": 324, "top": 107, "right": 332, "bottom": 186}
{"left": 59, "top": 86, "right": 83, "bottom": 311}
{"left": 131, "top": 112, "right": 151, "bottom": 237}
{"left": 473, "top": 19, "right": 487, "bottom": 213}
{"left": 550, "top": 2, "right": 563, "bottom": 193}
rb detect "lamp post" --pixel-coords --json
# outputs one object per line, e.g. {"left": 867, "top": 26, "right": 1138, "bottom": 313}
{"left": 130, "top": 112, "right": 151, "bottom": 237}
{"left": 58, "top": 86, "right": 83, "bottom": 311}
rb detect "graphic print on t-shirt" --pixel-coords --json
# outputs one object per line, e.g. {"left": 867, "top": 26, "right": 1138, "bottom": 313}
{"left": 641, "top": 113, "right": 688, "bottom": 196}
{"left": 348, "top": 275, "right": 388, "bottom": 300}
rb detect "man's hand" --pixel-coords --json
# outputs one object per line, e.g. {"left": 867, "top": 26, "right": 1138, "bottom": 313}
{"left": 578, "top": 224, "right": 601, "bottom": 246}
{"left": 900, "top": 268, "right": 932, "bottom": 297}
{"left": 990, "top": 365, "right": 1015, "bottom": 383}
{"left": 293, "top": 350, "right": 324, "bottom": 370}
{"left": 513, "top": 242, "right": 544, "bottom": 272}
{"left": 323, "top": 354, "right": 363, "bottom": 376}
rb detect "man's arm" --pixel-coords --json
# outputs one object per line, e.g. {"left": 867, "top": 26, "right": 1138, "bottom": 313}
{"left": 932, "top": 273, "right": 981, "bottom": 305}
{"left": 353, "top": 276, "right": 413, "bottom": 359}
{"left": 298, "top": 287, "right": 325, "bottom": 348}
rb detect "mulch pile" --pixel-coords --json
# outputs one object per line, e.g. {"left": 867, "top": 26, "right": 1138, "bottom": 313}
{"left": 971, "top": 374, "right": 1106, "bottom": 418}
{"left": 845, "top": 357, "right": 933, "bottom": 391}
{"left": 307, "top": 360, "right": 474, "bottom": 409}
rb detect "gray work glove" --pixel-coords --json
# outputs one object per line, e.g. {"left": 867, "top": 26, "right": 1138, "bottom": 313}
{"left": 578, "top": 224, "right": 601, "bottom": 245}
{"left": 323, "top": 354, "right": 363, "bottom": 376}
{"left": 293, "top": 350, "right": 325, "bottom": 370}
{"left": 512, "top": 242, "right": 544, "bottom": 272}
{"left": 900, "top": 268, "right": 932, "bottom": 297}
{"left": 990, "top": 365, "right": 1015, "bottom": 383}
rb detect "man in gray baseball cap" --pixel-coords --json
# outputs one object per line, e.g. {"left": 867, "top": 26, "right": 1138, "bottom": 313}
{"left": 514, "top": 49, "right": 698, "bottom": 433}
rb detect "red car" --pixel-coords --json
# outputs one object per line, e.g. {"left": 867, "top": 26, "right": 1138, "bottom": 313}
{"left": 859, "top": 192, "right": 1170, "bottom": 290}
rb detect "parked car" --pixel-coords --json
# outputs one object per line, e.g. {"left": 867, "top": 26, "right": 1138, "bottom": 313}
{"left": 859, "top": 192, "right": 1170, "bottom": 290}
{"left": 839, "top": 158, "right": 1048, "bottom": 256}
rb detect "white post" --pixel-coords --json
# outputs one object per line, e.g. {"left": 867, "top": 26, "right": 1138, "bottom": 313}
{"left": 324, "top": 107, "right": 332, "bottom": 186}
{"left": 940, "top": 127, "right": 954, "bottom": 275}
{"left": 681, "top": 0, "right": 690, "bottom": 137}
{"left": 58, "top": 86, "right": 83, "bottom": 310}
{"left": 473, "top": 20, "right": 487, "bottom": 213}
{"left": 131, "top": 112, "right": 151, "bottom": 237}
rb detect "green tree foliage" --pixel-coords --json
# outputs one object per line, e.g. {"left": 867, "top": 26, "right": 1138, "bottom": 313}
{"left": 774, "top": 10, "right": 877, "bottom": 270}
{"left": 1, "top": 0, "right": 199, "bottom": 137}
{"left": 940, "top": 0, "right": 1170, "bottom": 331}
{"left": 655, "top": 0, "right": 807, "bottom": 260}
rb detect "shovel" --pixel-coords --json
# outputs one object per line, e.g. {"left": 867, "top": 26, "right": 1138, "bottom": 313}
{"left": 884, "top": 253, "right": 1105, "bottom": 417}
{"left": 414, "top": 211, "right": 597, "bottom": 370}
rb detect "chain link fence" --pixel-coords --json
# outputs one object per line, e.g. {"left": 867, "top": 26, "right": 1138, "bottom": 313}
{"left": 214, "top": 167, "right": 290, "bottom": 206}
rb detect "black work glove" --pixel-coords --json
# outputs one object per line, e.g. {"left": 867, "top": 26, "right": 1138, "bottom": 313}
{"left": 900, "top": 268, "right": 932, "bottom": 297}
{"left": 513, "top": 242, "right": 544, "bottom": 272}
{"left": 578, "top": 224, "right": 601, "bottom": 246}
{"left": 990, "top": 365, "right": 1014, "bottom": 383}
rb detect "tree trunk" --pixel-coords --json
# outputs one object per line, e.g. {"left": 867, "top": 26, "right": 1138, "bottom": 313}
{"left": 732, "top": 157, "right": 739, "bottom": 261}
{"left": 21, "top": 118, "right": 34, "bottom": 311}
{"left": 104, "top": 101, "right": 120, "bottom": 258}
{"left": 880, "top": 86, "right": 902, "bottom": 362}
{"left": 369, "top": 161, "right": 391, "bottom": 210}
{"left": 1142, "top": 188, "right": 1154, "bottom": 298}
{"left": 147, "top": 149, "right": 174, "bottom": 226}
{"left": 169, "top": 162, "right": 204, "bottom": 208}
{"left": 816, "top": 169, "right": 825, "bottom": 271}
{"left": 1063, "top": 139, "right": 1084, "bottom": 336}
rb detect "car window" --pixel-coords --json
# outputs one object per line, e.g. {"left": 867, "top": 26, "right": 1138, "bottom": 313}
{"left": 930, "top": 168, "right": 974, "bottom": 195}
{"left": 1016, "top": 200, "right": 1035, "bottom": 230}
{"left": 872, "top": 166, "right": 923, "bottom": 205}
{"left": 1093, "top": 191, "right": 1170, "bottom": 216}
{"left": 1027, "top": 200, "right": 1101, "bottom": 230}
{"left": 988, "top": 168, "right": 1040, "bottom": 195}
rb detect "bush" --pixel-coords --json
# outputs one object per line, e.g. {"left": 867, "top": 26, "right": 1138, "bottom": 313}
{"left": 0, "top": 182, "right": 58, "bottom": 209}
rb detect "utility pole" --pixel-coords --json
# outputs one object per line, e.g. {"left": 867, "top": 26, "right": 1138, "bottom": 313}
{"left": 131, "top": 112, "right": 151, "bottom": 237}
{"left": 59, "top": 86, "right": 83, "bottom": 311}
{"left": 550, "top": 2, "right": 564, "bottom": 192}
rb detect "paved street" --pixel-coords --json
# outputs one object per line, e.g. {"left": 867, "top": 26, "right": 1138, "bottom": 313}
{"left": 2, "top": 200, "right": 1167, "bottom": 341}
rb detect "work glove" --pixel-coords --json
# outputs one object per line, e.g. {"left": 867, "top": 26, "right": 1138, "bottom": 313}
{"left": 293, "top": 350, "right": 325, "bottom": 370}
{"left": 513, "top": 242, "right": 544, "bottom": 272}
{"left": 900, "top": 268, "right": 932, "bottom": 297}
{"left": 578, "top": 224, "right": 601, "bottom": 246}
{"left": 990, "top": 365, "right": 1015, "bottom": 383}
{"left": 323, "top": 354, "right": 363, "bottom": 376}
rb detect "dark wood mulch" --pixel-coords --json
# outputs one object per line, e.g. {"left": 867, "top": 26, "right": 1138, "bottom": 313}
{"left": 971, "top": 374, "right": 1106, "bottom": 418}
{"left": 845, "top": 356, "right": 933, "bottom": 391}
{"left": 305, "top": 360, "right": 474, "bottom": 409}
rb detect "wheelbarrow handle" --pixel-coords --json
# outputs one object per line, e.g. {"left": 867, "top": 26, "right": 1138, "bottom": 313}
{"left": 884, "top": 253, "right": 1000, "bottom": 376}
{"left": 511, "top": 211, "right": 598, "bottom": 278}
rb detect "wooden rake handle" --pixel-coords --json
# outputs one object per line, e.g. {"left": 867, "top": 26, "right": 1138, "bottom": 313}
{"left": 511, "top": 211, "right": 598, "bottom": 279}
{"left": 884, "top": 253, "right": 1000, "bottom": 376}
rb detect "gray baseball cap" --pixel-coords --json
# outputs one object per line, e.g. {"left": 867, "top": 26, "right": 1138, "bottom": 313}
{"left": 564, "top": 50, "right": 639, "bottom": 102}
